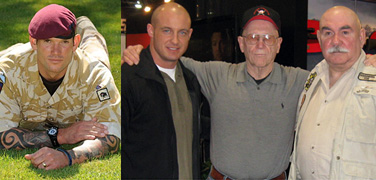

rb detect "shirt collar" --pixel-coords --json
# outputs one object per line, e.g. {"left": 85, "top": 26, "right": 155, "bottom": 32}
{"left": 236, "top": 62, "right": 283, "bottom": 84}
{"left": 313, "top": 50, "right": 365, "bottom": 89}
{"left": 318, "top": 50, "right": 364, "bottom": 75}
{"left": 353, "top": 50, "right": 366, "bottom": 73}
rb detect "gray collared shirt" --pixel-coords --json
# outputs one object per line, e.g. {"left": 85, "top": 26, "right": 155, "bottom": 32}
{"left": 181, "top": 57, "right": 309, "bottom": 179}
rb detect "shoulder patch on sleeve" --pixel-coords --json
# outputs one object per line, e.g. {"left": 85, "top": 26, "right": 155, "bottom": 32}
{"left": 97, "top": 87, "right": 111, "bottom": 102}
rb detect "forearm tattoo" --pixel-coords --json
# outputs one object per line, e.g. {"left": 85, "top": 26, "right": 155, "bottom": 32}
{"left": 0, "top": 128, "right": 52, "bottom": 149}
{"left": 69, "top": 134, "right": 120, "bottom": 164}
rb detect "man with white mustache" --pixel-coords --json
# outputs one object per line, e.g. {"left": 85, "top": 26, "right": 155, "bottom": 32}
{"left": 327, "top": 46, "right": 349, "bottom": 53}
{"left": 289, "top": 6, "right": 376, "bottom": 179}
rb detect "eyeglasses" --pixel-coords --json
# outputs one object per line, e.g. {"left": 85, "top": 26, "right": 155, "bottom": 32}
{"left": 242, "top": 34, "right": 279, "bottom": 46}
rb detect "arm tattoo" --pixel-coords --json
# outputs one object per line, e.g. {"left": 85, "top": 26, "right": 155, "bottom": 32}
{"left": 68, "top": 134, "right": 120, "bottom": 164}
{"left": 0, "top": 128, "right": 53, "bottom": 149}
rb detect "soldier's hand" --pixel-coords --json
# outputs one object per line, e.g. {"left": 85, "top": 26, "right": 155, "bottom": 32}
{"left": 25, "top": 147, "right": 70, "bottom": 170}
{"left": 57, "top": 117, "right": 108, "bottom": 145}
{"left": 121, "top": 44, "right": 143, "bottom": 66}
{"left": 364, "top": 54, "right": 376, "bottom": 67}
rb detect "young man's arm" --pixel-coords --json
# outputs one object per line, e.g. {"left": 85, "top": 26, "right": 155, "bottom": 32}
{"left": 24, "top": 134, "right": 120, "bottom": 170}
{"left": 0, "top": 128, "right": 52, "bottom": 149}
{"left": 0, "top": 118, "right": 108, "bottom": 150}
{"left": 122, "top": 44, "right": 230, "bottom": 100}
{"left": 21, "top": 118, "right": 116, "bottom": 170}
{"left": 70, "top": 135, "right": 120, "bottom": 164}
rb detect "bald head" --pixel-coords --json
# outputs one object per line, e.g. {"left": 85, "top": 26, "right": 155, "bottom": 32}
{"left": 151, "top": 2, "right": 191, "bottom": 27}
{"left": 320, "top": 6, "right": 361, "bottom": 31}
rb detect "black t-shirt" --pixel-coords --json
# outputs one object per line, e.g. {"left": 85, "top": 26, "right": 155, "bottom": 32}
{"left": 251, "top": 72, "right": 271, "bottom": 85}
{"left": 40, "top": 74, "right": 64, "bottom": 95}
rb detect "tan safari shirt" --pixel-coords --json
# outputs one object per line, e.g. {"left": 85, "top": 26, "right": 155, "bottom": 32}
{"left": 0, "top": 43, "right": 120, "bottom": 138}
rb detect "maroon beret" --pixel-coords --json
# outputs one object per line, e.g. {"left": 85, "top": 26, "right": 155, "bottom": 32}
{"left": 28, "top": 4, "right": 76, "bottom": 39}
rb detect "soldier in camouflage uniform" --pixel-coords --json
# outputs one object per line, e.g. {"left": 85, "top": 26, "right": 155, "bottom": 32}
{"left": 0, "top": 4, "right": 120, "bottom": 170}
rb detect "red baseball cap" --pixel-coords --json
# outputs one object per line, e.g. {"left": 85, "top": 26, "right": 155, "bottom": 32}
{"left": 241, "top": 5, "right": 281, "bottom": 35}
{"left": 28, "top": 4, "right": 76, "bottom": 39}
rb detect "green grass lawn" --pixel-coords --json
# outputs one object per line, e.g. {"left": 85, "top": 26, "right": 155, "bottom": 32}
{"left": 0, "top": 147, "right": 121, "bottom": 180}
{"left": 0, "top": 0, "right": 121, "bottom": 179}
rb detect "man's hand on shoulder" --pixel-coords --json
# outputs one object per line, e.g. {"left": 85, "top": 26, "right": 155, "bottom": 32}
{"left": 121, "top": 44, "right": 143, "bottom": 66}
{"left": 57, "top": 117, "right": 108, "bottom": 145}
{"left": 365, "top": 54, "right": 376, "bottom": 67}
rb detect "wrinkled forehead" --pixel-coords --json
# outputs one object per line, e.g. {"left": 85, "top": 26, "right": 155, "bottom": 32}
{"left": 320, "top": 8, "right": 361, "bottom": 31}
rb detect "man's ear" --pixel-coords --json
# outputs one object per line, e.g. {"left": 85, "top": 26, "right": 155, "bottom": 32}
{"left": 73, "top": 34, "right": 81, "bottom": 51}
{"left": 275, "top": 37, "right": 283, "bottom": 54}
{"left": 360, "top": 28, "right": 366, "bottom": 47}
{"left": 237, "top": 36, "right": 245, "bottom": 53}
{"left": 29, "top": 36, "right": 38, "bottom": 50}
{"left": 188, "top": 28, "right": 193, "bottom": 39}
{"left": 147, "top": 23, "right": 154, "bottom": 38}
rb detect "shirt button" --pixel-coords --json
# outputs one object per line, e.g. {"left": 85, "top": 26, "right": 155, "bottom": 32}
{"left": 312, "top": 171, "right": 315, "bottom": 174}
{"left": 317, "top": 123, "right": 320, "bottom": 126}
{"left": 311, "top": 146, "right": 315, "bottom": 149}
{"left": 324, "top": 100, "right": 328, "bottom": 103}
{"left": 337, "top": 156, "right": 341, "bottom": 160}
{"left": 257, "top": 87, "right": 260, "bottom": 90}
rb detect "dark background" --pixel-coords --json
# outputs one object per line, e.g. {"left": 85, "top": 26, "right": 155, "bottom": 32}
{"left": 123, "top": 0, "right": 308, "bottom": 69}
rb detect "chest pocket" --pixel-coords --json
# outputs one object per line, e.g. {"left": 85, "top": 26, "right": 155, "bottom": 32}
{"left": 19, "top": 89, "right": 84, "bottom": 130}
{"left": 57, "top": 89, "right": 84, "bottom": 124}
{"left": 345, "top": 85, "right": 376, "bottom": 143}
{"left": 342, "top": 84, "right": 376, "bottom": 179}
{"left": 20, "top": 99, "right": 48, "bottom": 130}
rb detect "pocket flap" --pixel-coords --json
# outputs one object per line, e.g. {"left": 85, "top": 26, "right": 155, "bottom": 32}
{"left": 343, "top": 161, "right": 376, "bottom": 179}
